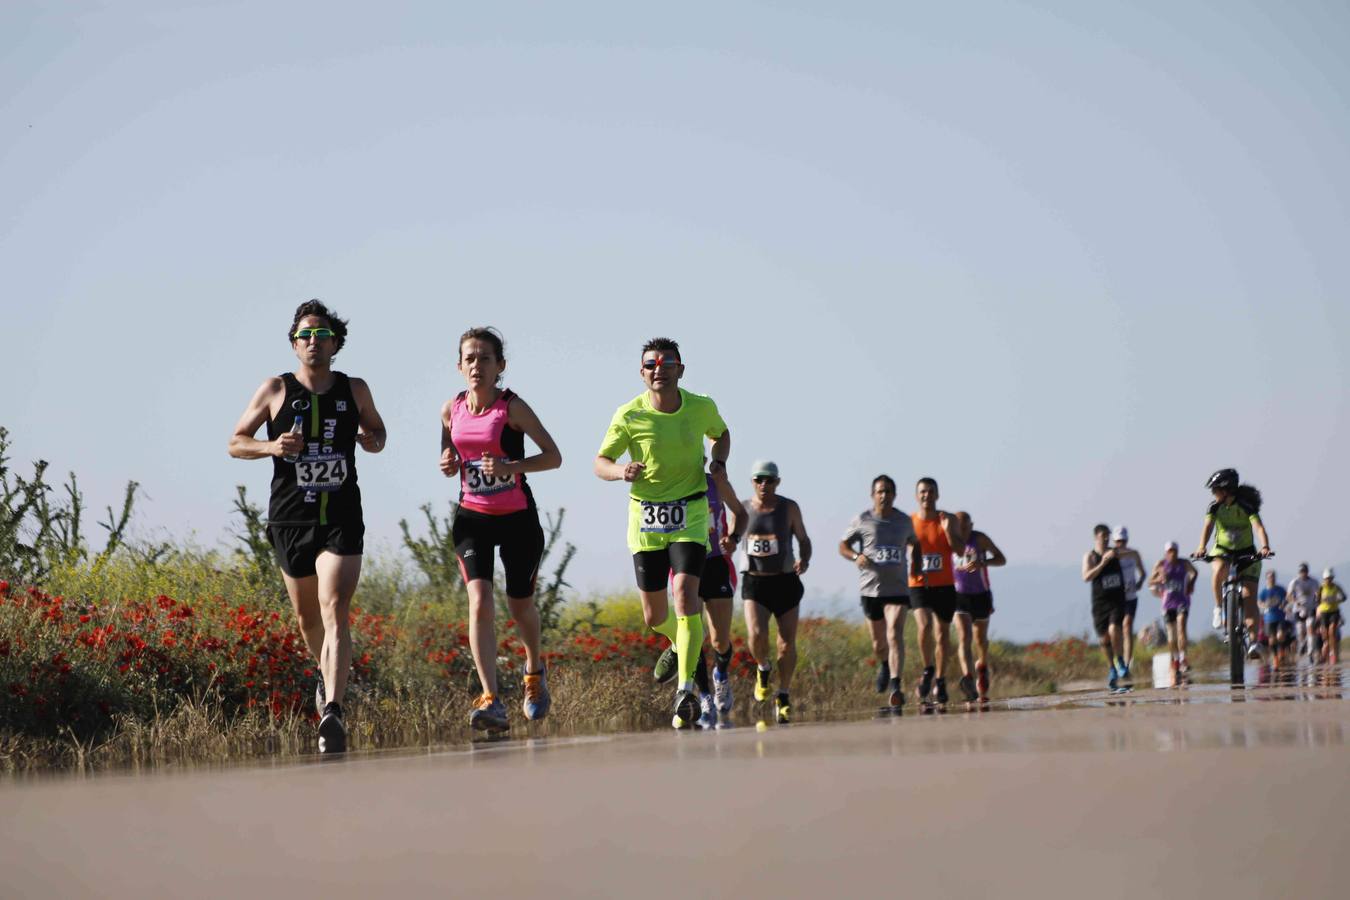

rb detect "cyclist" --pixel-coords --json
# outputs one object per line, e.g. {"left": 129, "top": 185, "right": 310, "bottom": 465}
{"left": 1258, "top": 570, "right": 1292, "bottom": 666}
{"left": 733, "top": 460, "right": 812, "bottom": 724}
{"left": 1111, "top": 526, "right": 1146, "bottom": 682}
{"left": 1148, "top": 542, "right": 1197, "bottom": 684}
{"left": 1191, "top": 468, "right": 1273, "bottom": 653}
{"left": 440, "top": 327, "right": 562, "bottom": 732}
{"left": 595, "top": 338, "right": 730, "bottom": 729}
{"left": 1083, "top": 524, "right": 1127, "bottom": 691}
{"left": 228, "top": 300, "right": 388, "bottom": 754}
{"left": 840, "top": 475, "right": 918, "bottom": 710}
{"left": 1317, "top": 569, "right": 1345, "bottom": 665}
{"left": 952, "top": 512, "right": 1006, "bottom": 703}
{"left": 1288, "top": 563, "right": 1320, "bottom": 660}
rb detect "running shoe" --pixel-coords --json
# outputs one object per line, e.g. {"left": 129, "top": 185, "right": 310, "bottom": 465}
{"left": 875, "top": 661, "right": 891, "bottom": 694}
{"left": 318, "top": 702, "right": 347, "bottom": 754}
{"left": 915, "top": 666, "right": 935, "bottom": 705}
{"left": 1118, "top": 661, "right": 1133, "bottom": 684}
{"left": 1170, "top": 658, "right": 1181, "bottom": 687}
{"left": 672, "top": 688, "right": 699, "bottom": 730}
{"left": 314, "top": 677, "right": 326, "bottom": 717}
{"left": 754, "top": 667, "right": 771, "bottom": 702}
{"left": 887, "top": 687, "right": 905, "bottom": 710}
{"left": 712, "top": 666, "right": 734, "bottom": 715}
{"left": 976, "top": 664, "right": 990, "bottom": 699}
{"left": 934, "top": 678, "right": 949, "bottom": 706}
{"left": 653, "top": 645, "right": 678, "bottom": 684}
{"left": 694, "top": 653, "right": 711, "bottom": 696}
{"left": 1212, "top": 607, "right": 1224, "bottom": 630}
{"left": 1246, "top": 638, "right": 1262, "bottom": 661}
{"left": 522, "top": 670, "right": 551, "bottom": 721}
{"left": 958, "top": 675, "right": 978, "bottom": 702}
{"left": 470, "top": 693, "right": 509, "bottom": 732}
{"left": 774, "top": 692, "right": 791, "bottom": 724}
{"left": 1107, "top": 668, "right": 1119, "bottom": 692}
{"left": 698, "top": 693, "right": 718, "bottom": 729}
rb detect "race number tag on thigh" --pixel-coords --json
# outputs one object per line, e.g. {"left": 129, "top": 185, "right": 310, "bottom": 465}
{"left": 294, "top": 453, "right": 347, "bottom": 492}
{"left": 921, "top": 553, "right": 945, "bottom": 573}
{"left": 463, "top": 459, "right": 515, "bottom": 496}
{"left": 872, "top": 545, "right": 903, "bottom": 565}
{"left": 639, "top": 498, "right": 688, "bottom": 533}
{"left": 747, "top": 534, "right": 780, "bottom": 558}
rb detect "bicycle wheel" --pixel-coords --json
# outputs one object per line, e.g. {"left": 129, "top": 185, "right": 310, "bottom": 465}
{"left": 1228, "top": 584, "right": 1244, "bottom": 684}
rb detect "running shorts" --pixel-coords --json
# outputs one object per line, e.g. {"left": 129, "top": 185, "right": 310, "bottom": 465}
{"left": 1214, "top": 549, "right": 1261, "bottom": 584}
{"left": 627, "top": 494, "right": 709, "bottom": 554}
{"left": 1317, "top": 609, "right": 1342, "bottom": 630}
{"left": 743, "top": 573, "right": 804, "bottom": 617}
{"left": 634, "top": 542, "right": 707, "bottom": 592}
{"left": 699, "top": 555, "right": 735, "bottom": 601}
{"left": 1092, "top": 595, "right": 1125, "bottom": 636}
{"left": 452, "top": 506, "right": 546, "bottom": 599}
{"left": 911, "top": 585, "right": 958, "bottom": 623}
{"left": 955, "top": 590, "right": 994, "bottom": 620}
{"left": 268, "top": 522, "right": 365, "bottom": 579}
{"left": 1164, "top": 602, "right": 1190, "bottom": 623}
{"left": 860, "top": 594, "right": 908, "bottom": 622}
{"left": 1122, "top": 596, "right": 1138, "bottom": 619}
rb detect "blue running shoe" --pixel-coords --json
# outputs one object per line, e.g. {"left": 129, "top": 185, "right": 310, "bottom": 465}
{"left": 698, "top": 693, "right": 717, "bottom": 729}
{"left": 712, "top": 667, "right": 734, "bottom": 715}
{"left": 522, "top": 670, "right": 551, "bottom": 721}
{"left": 470, "top": 693, "right": 509, "bottom": 732}
{"left": 1108, "top": 668, "right": 1119, "bottom": 692}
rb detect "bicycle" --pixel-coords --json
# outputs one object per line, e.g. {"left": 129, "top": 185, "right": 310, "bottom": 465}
{"left": 1195, "top": 549, "right": 1273, "bottom": 685}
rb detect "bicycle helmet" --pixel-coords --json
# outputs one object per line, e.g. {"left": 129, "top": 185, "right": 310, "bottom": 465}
{"left": 1205, "top": 468, "right": 1239, "bottom": 491}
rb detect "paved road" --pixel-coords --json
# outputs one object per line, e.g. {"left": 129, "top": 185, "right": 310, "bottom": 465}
{"left": 3, "top": 674, "right": 1346, "bottom": 899}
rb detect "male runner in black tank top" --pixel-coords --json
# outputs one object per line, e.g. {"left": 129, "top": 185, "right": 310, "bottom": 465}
{"left": 229, "top": 300, "right": 387, "bottom": 754}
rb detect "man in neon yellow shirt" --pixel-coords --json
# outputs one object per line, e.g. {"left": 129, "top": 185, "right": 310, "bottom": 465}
{"left": 595, "top": 337, "right": 731, "bottom": 729}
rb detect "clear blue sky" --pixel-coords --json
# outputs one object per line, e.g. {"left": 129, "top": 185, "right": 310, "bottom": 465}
{"left": 3, "top": 1, "right": 1347, "bottom": 638}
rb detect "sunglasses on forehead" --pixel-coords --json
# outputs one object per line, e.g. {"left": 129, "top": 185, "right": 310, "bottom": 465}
{"left": 293, "top": 327, "right": 336, "bottom": 341}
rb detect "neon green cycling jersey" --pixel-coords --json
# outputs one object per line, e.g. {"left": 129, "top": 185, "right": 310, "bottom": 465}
{"left": 1205, "top": 498, "right": 1260, "bottom": 551}
{"left": 597, "top": 388, "right": 727, "bottom": 503}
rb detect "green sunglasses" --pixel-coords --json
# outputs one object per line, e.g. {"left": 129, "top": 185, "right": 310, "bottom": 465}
{"left": 293, "top": 327, "right": 336, "bottom": 341}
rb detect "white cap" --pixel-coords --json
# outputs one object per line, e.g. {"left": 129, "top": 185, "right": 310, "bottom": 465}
{"left": 751, "top": 460, "right": 779, "bottom": 479}
{"left": 1111, "top": 526, "right": 1129, "bottom": 542}
{"left": 1164, "top": 541, "right": 1178, "bottom": 553}
{"left": 1325, "top": 568, "right": 1335, "bottom": 580}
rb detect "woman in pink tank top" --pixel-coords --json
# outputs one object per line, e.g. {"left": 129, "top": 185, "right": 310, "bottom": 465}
{"left": 438, "top": 327, "right": 563, "bottom": 733}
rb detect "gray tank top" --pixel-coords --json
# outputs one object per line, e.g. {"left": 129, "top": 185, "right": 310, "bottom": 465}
{"left": 742, "top": 496, "right": 795, "bottom": 575}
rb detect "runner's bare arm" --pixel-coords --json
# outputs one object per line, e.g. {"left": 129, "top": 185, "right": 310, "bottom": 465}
{"left": 839, "top": 539, "right": 868, "bottom": 567}
{"left": 1252, "top": 517, "right": 1272, "bottom": 555}
{"left": 716, "top": 471, "right": 748, "bottom": 544}
{"left": 940, "top": 511, "right": 968, "bottom": 550}
{"left": 1193, "top": 519, "right": 1215, "bottom": 558}
{"left": 1083, "top": 550, "right": 1114, "bottom": 582}
{"left": 228, "top": 377, "right": 292, "bottom": 460}
{"left": 789, "top": 500, "right": 812, "bottom": 573}
{"left": 439, "top": 399, "right": 460, "bottom": 477}
{"left": 594, "top": 455, "right": 644, "bottom": 482}
{"left": 487, "top": 396, "right": 562, "bottom": 476}
{"left": 707, "top": 429, "right": 730, "bottom": 471}
{"left": 349, "top": 378, "right": 387, "bottom": 453}
{"left": 977, "top": 532, "right": 1007, "bottom": 567}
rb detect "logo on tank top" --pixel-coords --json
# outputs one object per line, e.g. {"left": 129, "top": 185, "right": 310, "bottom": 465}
{"left": 336, "top": 401, "right": 347, "bottom": 411}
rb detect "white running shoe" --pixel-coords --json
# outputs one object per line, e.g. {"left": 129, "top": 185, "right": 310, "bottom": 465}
{"left": 1212, "top": 607, "right": 1224, "bottom": 630}
{"left": 712, "top": 668, "right": 734, "bottom": 714}
{"left": 698, "top": 693, "right": 717, "bottom": 729}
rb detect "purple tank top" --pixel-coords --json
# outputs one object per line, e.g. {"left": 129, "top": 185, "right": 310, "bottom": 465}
{"left": 953, "top": 537, "right": 991, "bottom": 595}
{"left": 449, "top": 389, "right": 528, "bottom": 514}
{"left": 1161, "top": 559, "right": 1188, "bottom": 608}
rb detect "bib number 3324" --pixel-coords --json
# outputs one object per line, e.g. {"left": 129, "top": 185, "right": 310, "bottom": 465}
{"left": 640, "top": 499, "right": 688, "bottom": 533}
{"left": 295, "top": 453, "right": 347, "bottom": 492}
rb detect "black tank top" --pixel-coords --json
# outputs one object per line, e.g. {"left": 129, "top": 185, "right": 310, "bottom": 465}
{"left": 265, "top": 372, "right": 362, "bottom": 526}
{"left": 743, "top": 497, "right": 796, "bottom": 575}
{"left": 1088, "top": 550, "right": 1125, "bottom": 603}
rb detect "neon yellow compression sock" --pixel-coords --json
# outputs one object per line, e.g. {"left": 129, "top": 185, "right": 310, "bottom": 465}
{"left": 651, "top": 607, "right": 677, "bottom": 643}
{"left": 676, "top": 614, "right": 704, "bottom": 685}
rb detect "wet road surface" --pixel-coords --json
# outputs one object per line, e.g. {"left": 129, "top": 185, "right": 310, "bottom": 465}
{"left": 3, "top": 665, "right": 1346, "bottom": 899}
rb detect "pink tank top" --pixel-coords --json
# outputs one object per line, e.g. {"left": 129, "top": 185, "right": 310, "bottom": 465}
{"left": 449, "top": 389, "right": 529, "bottom": 514}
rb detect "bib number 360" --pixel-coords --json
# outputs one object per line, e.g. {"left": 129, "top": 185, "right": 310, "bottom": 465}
{"left": 640, "top": 499, "right": 688, "bottom": 533}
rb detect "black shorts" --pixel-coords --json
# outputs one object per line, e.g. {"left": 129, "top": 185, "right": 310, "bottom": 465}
{"left": 633, "top": 542, "right": 707, "bottom": 593}
{"left": 700, "top": 555, "right": 735, "bottom": 601}
{"left": 1122, "top": 596, "right": 1139, "bottom": 619}
{"left": 911, "top": 585, "right": 958, "bottom": 623}
{"left": 268, "top": 522, "right": 365, "bottom": 579}
{"left": 1164, "top": 604, "right": 1191, "bottom": 623}
{"left": 1092, "top": 594, "right": 1126, "bottom": 636}
{"left": 743, "top": 573, "right": 804, "bottom": 617}
{"left": 1318, "top": 610, "right": 1342, "bottom": 630}
{"left": 452, "top": 506, "right": 546, "bottom": 599}
{"left": 956, "top": 590, "right": 994, "bottom": 620}
{"left": 860, "top": 595, "right": 908, "bottom": 622}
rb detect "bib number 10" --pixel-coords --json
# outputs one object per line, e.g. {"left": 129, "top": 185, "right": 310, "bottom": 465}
{"left": 640, "top": 500, "right": 688, "bottom": 533}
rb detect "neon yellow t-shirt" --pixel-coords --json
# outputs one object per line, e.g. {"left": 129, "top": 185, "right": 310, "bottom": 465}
{"left": 597, "top": 388, "right": 727, "bottom": 503}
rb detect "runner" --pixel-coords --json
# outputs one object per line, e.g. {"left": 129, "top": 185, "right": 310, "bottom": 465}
{"left": 653, "top": 458, "right": 746, "bottom": 728}
{"left": 1083, "top": 524, "right": 1128, "bottom": 692}
{"left": 909, "top": 478, "right": 967, "bottom": 708}
{"left": 440, "top": 327, "right": 563, "bottom": 733}
{"left": 595, "top": 338, "right": 730, "bottom": 729}
{"left": 733, "top": 461, "right": 812, "bottom": 724}
{"left": 1192, "top": 469, "right": 1273, "bottom": 655}
{"left": 1288, "top": 563, "right": 1321, "bottom": 660}
{"left": 952, "top": 512, "right": 1006, "bottom": 703}
{"left": 228, "top": 300, "right": 387, "bottom": 754}
{"left": 839, "top": 475, "right": 918, "bottom": 711}
{"left": 1112, "top": 526, "right": 1146, "bottom": 681}
{"left": 1317, "top": 569, "right": 1345, "bottom": 665}
{"left": 1148, "top": 542, "right": 1197, "bottom": 684}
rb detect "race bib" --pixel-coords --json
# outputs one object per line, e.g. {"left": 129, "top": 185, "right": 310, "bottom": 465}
{"left": 872, "top": 545, "right": 903, "bottom": 566}
{"left": 295, "top": 452, "right": 347, "bottom": 492}
{"left": 1102, "top": 574, "right": 1122, "bottom": 589}
{"left": 746, "top": 534, "right": 780, "bottom": 558}
{"left": 921, "top": 553, "right": 945, "bottom": 573}
{"left": 1165, "top": 579, "right": 1185, "bottom": 594}
{"left": 463, "top": 459, "right": 516, "bottom": 496}
{"left": 639, "top": 498, "right": 688, "bottom": 534}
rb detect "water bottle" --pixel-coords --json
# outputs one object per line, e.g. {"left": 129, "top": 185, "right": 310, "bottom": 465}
{"left": 283, "top": 416, "right": 304, "bottom": 462}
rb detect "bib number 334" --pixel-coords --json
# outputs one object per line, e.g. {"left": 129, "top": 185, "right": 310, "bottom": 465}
{"left": 640, "top": 499, "right": 688, "bottom": 533}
